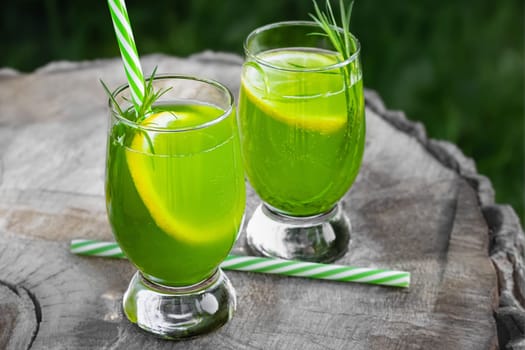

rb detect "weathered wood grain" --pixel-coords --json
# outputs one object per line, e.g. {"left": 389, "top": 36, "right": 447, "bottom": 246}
{"left": 0, "top": 52, "right": 522, "bottom": 349}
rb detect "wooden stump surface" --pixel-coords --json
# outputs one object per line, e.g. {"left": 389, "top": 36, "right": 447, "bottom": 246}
{"left": 0, "top": 52, "right": 523, "bottom": 349}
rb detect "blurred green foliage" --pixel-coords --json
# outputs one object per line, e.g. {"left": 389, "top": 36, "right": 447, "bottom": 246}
{"left": 1, "top": 0, "right": 523, "bottom": 222}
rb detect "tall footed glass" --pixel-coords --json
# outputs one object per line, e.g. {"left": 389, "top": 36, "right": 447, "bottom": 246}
{"left": 238, "top": 21, "right": 365, "bottom": 263}
{"left": 106, "top": 76, "right": 245, "bottom": 338}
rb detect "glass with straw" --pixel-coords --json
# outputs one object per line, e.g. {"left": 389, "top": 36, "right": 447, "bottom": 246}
{"left": 104, "top": 0, "right": 245, "bottom": 339}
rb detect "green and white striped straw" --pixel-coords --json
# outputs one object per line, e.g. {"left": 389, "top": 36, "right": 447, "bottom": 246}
{"left": 107, "top": 0, "right": 145, "bottom": 113}
{"left": 71, "top": 239, "right": 126, "bottom": 259}
{"left": 71, "top": 239, "right": 410, "bottom": 288}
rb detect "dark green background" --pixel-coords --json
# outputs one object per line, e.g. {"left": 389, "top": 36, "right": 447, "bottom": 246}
{"left": 2, "top": 0, "right": 523, "bottom": 222}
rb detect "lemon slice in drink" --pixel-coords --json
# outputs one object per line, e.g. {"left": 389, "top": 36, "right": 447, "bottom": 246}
{"left": 242, "top": 49, "right": 347, "bottom": 133}
{"left": 126, "top": 107, "right": 223, "bottom": 245}
{"left": 263, "top": 49, "right": 340, "bottom": 70}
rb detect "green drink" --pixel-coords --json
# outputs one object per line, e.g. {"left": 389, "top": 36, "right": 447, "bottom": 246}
{"left": 239, "top": 21, "right": 365, "bottom": 262}
{"left": 105, "top": 76, "right": 244, "bottom": 338}
{"left": 106, "top": 103, "right": 245, "bottom": 286}
{"left": 239, "top": 48, "right": 365, "bottom": 216}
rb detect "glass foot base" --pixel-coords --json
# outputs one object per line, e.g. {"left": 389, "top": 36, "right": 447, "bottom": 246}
{"left": 246, "top": 203, "right": 351, "bottom": 263}
{"left": 122, "top": 269, "right": 236, "bottom": 339}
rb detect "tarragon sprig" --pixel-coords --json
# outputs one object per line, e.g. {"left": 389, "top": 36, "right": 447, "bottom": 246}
{"left": 309, "top": 0, "right": 357, "bottom": 142}
{"left": 101, "top": 66, "right": 171, "bottom": 123}
{"left": 310, "top": 0, "right": 355, "bottom": 62}
{"left": 101, "top": 67, "right": 169, "bottom": 154}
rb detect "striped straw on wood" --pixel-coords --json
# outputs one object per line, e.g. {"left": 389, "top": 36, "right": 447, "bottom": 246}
{"left": 70, "top": 239, "right": 410, "bottom": 288}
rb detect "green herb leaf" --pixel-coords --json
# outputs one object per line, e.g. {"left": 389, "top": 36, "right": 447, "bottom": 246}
{"left": 101, "top": 68, "right": 169, "bottom": 156}
{"left": 309, "top": 0, "right": 357, "bottom": 138}
{"left": 100, "top": 66, "right": 172, "bottom": 123}
{"left": 136, "top": 66, "right": 172, "bottom": 123}
{"left": 309, "top": 0, "right": 355, "bottom": 61}
{"left": 100, "top": 79, "right": 123, "bottom": 115}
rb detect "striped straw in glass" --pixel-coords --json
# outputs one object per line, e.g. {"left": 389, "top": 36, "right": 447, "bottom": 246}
{"left": 107, "top": 0, "right": 145, "bottom": 112}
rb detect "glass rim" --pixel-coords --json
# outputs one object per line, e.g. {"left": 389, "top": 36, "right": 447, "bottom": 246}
{"left": 243, "top": 20, "right": 361, "bottom": 73}
{"left": 108, "top": 74, "right": 234, "bottom": 133}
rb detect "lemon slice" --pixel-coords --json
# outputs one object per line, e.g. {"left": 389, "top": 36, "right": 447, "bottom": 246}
{"left": 126, "top": 108, "right": 225, "bottom": 245}
{"left": 243, "top": 50, "right": 347, "bottom": 133}
{"left": 263, "top": 50, "right": 339, "bottom": 69}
